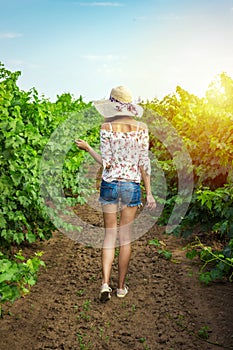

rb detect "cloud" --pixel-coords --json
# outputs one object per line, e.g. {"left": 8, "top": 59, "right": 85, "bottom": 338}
{"left": 81, "top": 54, "right": 126, "bottom": 62}
{"left": 74, "top": 2, "right": 124, "bottom": 6}
{"left": 80, "top": 53, "right": 126, "bottom": 75}
{"left": 0, "top": 32, "right": 22, "bottom": 39}
{"left": 97, "top": 65, "right": 123, "bottom": 74}
{"left": 156, "top": 14, "right": 187, "bottom": 21}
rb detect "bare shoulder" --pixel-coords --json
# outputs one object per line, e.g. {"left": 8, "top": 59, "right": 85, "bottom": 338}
{"left": 101, "top": 120, "right": 148, "bottom": 132}
{"left": 138, "top": 121, "right": 148, "bottom": 131}
{"left": 101, "top": 123, "right": 110, "bottom": 131}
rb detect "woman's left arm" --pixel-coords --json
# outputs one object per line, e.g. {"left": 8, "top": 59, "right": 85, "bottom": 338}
{"left": 75, "top": 139, "right": 103, "bottom": 165}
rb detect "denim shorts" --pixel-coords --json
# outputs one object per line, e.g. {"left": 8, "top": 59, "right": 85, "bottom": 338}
{"left": 99, "top": 179, "right": 141, "bottom": 207}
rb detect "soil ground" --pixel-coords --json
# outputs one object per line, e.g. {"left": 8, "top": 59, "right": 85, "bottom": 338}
{"left": 0, "top": 203, "right": 233, "bottom": 350}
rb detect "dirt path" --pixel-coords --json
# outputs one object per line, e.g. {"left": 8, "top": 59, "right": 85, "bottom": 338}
{"left": 0, "top": 205, "right": 233, "bottom": 350}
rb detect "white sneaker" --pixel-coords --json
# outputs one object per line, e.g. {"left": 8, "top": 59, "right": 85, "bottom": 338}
{"left": 99, "top": 283, "right": 112, "bottom": 302}
{"left": 116, "top": 286, "right": 129, "bottom": 298}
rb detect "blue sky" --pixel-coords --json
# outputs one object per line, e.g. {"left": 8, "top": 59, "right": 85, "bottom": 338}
{"left": 1, "top": 0, "right": 233, "bottom": 101}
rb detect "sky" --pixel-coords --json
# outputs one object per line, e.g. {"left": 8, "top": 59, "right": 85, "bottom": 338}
{"left": 1, "top": 0, "right": 233, "bottom": 102}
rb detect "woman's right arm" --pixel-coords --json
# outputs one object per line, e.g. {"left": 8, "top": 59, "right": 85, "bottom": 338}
{"left": 75, "top": 139, "right": 103, "bottom": 165}
{"left": 138, "top": 127, "right": 156, "bottom": 210}
{"left": 140, "top": 167, "right": 156, "bottom": 209}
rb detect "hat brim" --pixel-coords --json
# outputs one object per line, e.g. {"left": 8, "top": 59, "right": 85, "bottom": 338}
{"left": 93, "top": 100, "right": 143, "bottom": 119}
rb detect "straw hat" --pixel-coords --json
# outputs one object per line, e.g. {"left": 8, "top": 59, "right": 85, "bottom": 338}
{"left": 93, "top": 86, "right": 143, "bottom": 119}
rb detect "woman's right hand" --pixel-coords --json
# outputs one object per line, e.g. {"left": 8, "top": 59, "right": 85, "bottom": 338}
{"left": 75, "top": 139, "right": 90, "bottom": 152}
{"left": 146, "top": 193, "right": 156, "bottom": 210}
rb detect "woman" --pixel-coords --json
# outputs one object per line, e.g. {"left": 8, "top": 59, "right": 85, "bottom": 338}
{"left": 75, "top": 86, "right": 156, "bottom": 302}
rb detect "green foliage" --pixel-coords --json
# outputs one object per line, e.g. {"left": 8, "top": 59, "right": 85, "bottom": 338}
{"left": 148, "top": 238, "right": 160, "bottom": 247}
{"left": 143, "top": 74, "right": 233, "bottom": 189}
{"left": 148, "top": 239, "right": 172, "bottom": 260}
{"left": 143, "top": 73, "right": 233, "bottom": 282}
{"left": 185, "top": 237, "right": 233, "bottom": 283}
{"left": 174, "top": 184, "right": 233, "bottom": 238}
{"left": 196, "top": 185, "right": 233, "bottom": 238}
{"left": 0, "top": 62, "right": 102, "bottom": 304}
{"left": 175, "top": 185, "right": 233, "bottom": 282}
{"left": 197, "top": 326, "right": 210, "bottom": 340}
{"left": 0, "top": 62, "right": 101, "bottom": 246}
{"left": 76, "top": 332, "right": 93, "bottom": 350}
{"left": 0, "top": 250, "right": 45, "bottom": 307}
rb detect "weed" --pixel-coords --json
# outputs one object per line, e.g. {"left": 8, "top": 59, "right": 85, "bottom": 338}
{"left": 77, "top": 289, "right": 85, "bottom": 296}
{"left": 198, "top": 326, "right": 210, "bottom": 340}
{"left": 138, "top": 337, "right": 151, "bottom": 349}
{"left": 158, "top": 248, "right": 172, "bottom": 260}
{"left": 148, "top": 239, "right": 172, "bottom": 260}
{"left": 105, "top": 335, "right": 110, "bottom": 343}
{"left": 144, "top": 345, "right": 150, "bottom": 350}
{"left": 83, "top": 299, "right": 91, "bottom": 311}
{"left": 77, "top": 312, "right": 91, "bottom": 321}
{"left": 132, "top": 304, "right": 136, "bottom": 312}
{"left": 89, "top": 275, "right": 96, "bottom": 282}
{"left": 139, "top": 337, "right": 146, "bottom": 343}
{"left": 148, "top": 238, "right": 160, "bottom": 247}
{"left": 115, "top": 248, "right": 119, "bottom": 257}
{"left": 77, "top": 332, "right": 86, "bottom": 349}
{"left": 187, "top": 270, "right": 193, "bottom": 277}
{"left": 77, "top": 332, "right": 92, "bottom": 349}
{"left": 121, "top": 300, "right": 128, "bottom": 308}
{"left": 97, "top": 327, "right": 110, "bottom": 344}
{"left": 76, "top": 300, "right": 92, "bottom": 321}
{"left": 99, "top": 327, "right": 104, "bottom": 339}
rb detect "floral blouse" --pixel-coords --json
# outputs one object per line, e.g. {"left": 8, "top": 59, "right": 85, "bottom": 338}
{"left": 100, "top": 123, "right": 151, "bottom": 183}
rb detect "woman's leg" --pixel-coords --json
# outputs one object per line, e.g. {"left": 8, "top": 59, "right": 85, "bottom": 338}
{"left": 101, "top": 204, "right": 118, "bottom": 285}
{"left": 118, "top": 206, "right": 137, "bottom": 289}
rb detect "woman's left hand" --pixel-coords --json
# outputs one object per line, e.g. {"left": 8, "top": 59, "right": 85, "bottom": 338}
{"left": 146, "top": 194, "right": 156, "bottom": 210}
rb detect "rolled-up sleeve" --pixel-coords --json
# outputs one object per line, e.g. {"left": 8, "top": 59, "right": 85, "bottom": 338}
{"left": 100, "top": 130, "right": 112, "bottom": 169}
{"left": 138, "top": 129, "right": 151, "bottom": 175}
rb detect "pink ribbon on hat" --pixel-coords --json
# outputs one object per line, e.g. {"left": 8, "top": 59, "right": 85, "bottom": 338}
{"left": 109, "top": 96, "right": 138, "bottom": 116}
